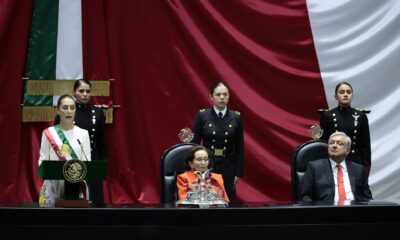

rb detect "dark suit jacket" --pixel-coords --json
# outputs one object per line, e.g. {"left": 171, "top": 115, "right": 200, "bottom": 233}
{"left": 301, "top": 158, "right": 372, "bottom": 201}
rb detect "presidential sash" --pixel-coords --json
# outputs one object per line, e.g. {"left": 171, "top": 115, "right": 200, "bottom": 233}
{"left": 44, "top": 125, "right": 78, "bottom": 160}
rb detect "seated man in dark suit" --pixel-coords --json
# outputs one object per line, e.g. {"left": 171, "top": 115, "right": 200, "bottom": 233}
{"left": 301, "top": 131, "right": 372, "bottom": 203}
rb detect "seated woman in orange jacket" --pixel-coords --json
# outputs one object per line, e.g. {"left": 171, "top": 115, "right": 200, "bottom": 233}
{"left": 176, "top": 145, "right": 229, "bottom": 202}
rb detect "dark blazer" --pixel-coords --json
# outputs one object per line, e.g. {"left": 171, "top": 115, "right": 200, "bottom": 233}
{"left": 301, "top": 158, "right": 372, "bottom": 202}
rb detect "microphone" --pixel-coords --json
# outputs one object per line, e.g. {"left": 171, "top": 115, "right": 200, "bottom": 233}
{"left": 49, "top": 142, "right": 51, "bottom": 161}
{"left": 77, "top": 139, "right": 89, "bottom": 161}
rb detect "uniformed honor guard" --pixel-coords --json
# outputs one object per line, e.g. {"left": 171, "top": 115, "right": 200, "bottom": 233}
{"left": 319, "top": 82, "right": 371, "bottom": 175}
{"left": 55, "top": 79, "right": 107, "bottom": 206}
{"left": 191, "top": 82, "right": 244, "bottom": 201}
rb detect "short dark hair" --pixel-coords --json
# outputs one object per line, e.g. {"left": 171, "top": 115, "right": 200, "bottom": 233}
{"left": 210, "top": 82, "right": 229, "bottom": 95}
{"left": 184, "top": 145, "right": 212, "bottom": 170}
{"left": 73, "top": 79, "right": 92, "bottom": 92}
{"left": 335, "top": 82, "right": 353, "bottom": 95}
{"left": 56, "top": 94, "right": 75, "bottom": 109}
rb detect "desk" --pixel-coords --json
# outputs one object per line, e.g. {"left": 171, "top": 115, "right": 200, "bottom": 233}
{"left": 1, "top": 201, "right": 399, "bottom": 238}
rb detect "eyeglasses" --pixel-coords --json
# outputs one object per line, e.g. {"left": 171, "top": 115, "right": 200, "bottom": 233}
{"left": 194, "top": 157, "right": 210, "bottom": 162}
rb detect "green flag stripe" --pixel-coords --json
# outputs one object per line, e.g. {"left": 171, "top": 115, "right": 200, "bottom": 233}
{"left": 54, "top": 125, "right": 78, "bottom": 159}
{"left": 24, "top": 0, "right": 59, "bottom": 106}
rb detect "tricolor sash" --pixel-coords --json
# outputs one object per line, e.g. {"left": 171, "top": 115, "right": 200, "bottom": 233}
{"left": 44, "top": 125, "right": 78, "bottom": 160}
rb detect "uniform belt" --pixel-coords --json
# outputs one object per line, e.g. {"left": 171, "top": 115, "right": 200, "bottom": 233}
{"left": 212, "top": 148, "right": 225, "bottom": 157}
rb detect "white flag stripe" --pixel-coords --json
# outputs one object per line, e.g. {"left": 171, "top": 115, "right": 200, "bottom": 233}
{"left": 54, "top": 0, "right": 83, "bottom": 105}
{"left": 56, "top": 0, "right": 83, "bottom": 80}
{"left": 48, "top": 127, "right": 63, "bottom": 146}
{"left": 307, "top": 0, "right": 400, "bottom": 199}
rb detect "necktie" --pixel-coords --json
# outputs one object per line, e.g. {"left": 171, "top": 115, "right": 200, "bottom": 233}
{"left": 218, "top": 112, "right": 223, "bottom": 119}
{"left": 337, "top": 165, "right": 346, "bottom": 203}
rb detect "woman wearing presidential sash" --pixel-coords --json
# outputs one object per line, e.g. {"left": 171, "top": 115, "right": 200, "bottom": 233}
{"left": 38, "top": 95, "right": 91, "bottom": 206}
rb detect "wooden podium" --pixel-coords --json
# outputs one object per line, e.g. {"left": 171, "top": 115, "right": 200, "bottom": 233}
{"left": 38, "top": 160, "right": 106, "bottom": 207}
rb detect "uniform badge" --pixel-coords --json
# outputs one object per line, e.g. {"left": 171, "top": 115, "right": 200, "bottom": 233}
{"left": 352, "top": 113, "right": 359, "bottom": 127}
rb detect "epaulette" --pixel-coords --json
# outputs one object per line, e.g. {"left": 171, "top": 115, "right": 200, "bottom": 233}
{"left": 94, "top": 104, "right": 110, "bottom": 109}
{"left": 317, "top": 109, "right": 329, "bottom": 113}
{"left": 235, "top": 110, "right": 241, "bottom": 116}
{"left": 199, "top": 109, "right": 206, "bottom": 112}
{"left": 317, "top": 108, "right": 371, "bottom": 114}
{"left": 356, "top": 108, "right": 371, "bottom": 114}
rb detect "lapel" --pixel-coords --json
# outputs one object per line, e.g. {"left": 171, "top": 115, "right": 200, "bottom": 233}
{"left": 346, "top": 161, "right": 356, "bottom": 194}
{"left": 186, "top": 170, "right": 198, "bottom": 184}
{"left": 225, "top": 110, "right": 234, "bottom": 123}
{"left": 208, "top": 108, "right": 220, "bottom": 125}
{"left": 322, "top": 159, "right": 334, "bottom": 187}
{"left": 210, "top": 108, "right": 233, "bottom": 130}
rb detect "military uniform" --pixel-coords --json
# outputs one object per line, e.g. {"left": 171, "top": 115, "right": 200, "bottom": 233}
{"left": 319, "top": 105, "right": 371, "bottom": 174}
{"left": 191, "top": 108, "right": 244, "bottom": 201}
{"left": 55, "top": 101, "right": 107, "bottom": 206}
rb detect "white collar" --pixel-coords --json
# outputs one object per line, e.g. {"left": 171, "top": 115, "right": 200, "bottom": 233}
{"left": 213, "top": 107, "right": 227, "bottom": 117}
{"left": 329, "top": 158, "right": 347, "bottom": 170}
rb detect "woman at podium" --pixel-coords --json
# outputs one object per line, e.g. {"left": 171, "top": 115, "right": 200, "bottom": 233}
{"left": 38, "top": 94, "right": 91, "bottom": 206}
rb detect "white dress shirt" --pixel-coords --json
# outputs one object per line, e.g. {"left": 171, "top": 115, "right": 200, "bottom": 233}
{"left": 330, "top": 159, "right": 354, "bottom": 202}
{"left": 213, "top": 107, "right": 227, "bottom": 118}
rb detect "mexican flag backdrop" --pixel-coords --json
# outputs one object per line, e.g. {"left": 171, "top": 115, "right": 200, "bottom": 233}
{"left": 0, "top": 0, "right": 399, "bottom": 203}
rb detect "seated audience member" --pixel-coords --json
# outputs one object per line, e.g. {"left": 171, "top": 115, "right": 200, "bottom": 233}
{"left": 301, "top": 132, "right": 372, "bottom": 203}
{"left": 176, "top": 145, "right": 229, "bottom": 202}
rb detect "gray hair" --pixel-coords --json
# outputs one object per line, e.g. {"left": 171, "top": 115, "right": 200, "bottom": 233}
{"left": 329, "top": 132, "right": 351, "bottom": 149}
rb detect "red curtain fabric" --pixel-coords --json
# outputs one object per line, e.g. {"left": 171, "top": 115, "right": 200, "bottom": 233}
{"left": 0, "top": 0, "right": 35, "bottom": 202}
{"left": 0, "top": 0, "right": 327, "bottom": 203}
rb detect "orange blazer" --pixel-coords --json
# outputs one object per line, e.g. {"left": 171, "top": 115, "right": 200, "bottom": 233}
{"left": 176, "top": 170, "right": 229, "bottom": 202}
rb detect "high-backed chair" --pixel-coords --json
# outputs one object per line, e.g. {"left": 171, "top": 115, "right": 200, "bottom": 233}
{"left": 160, "top": 143, "right": 196, "bottom": 203}
{"left": 291, "top": 139, "right": 328, "bottom": 202}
